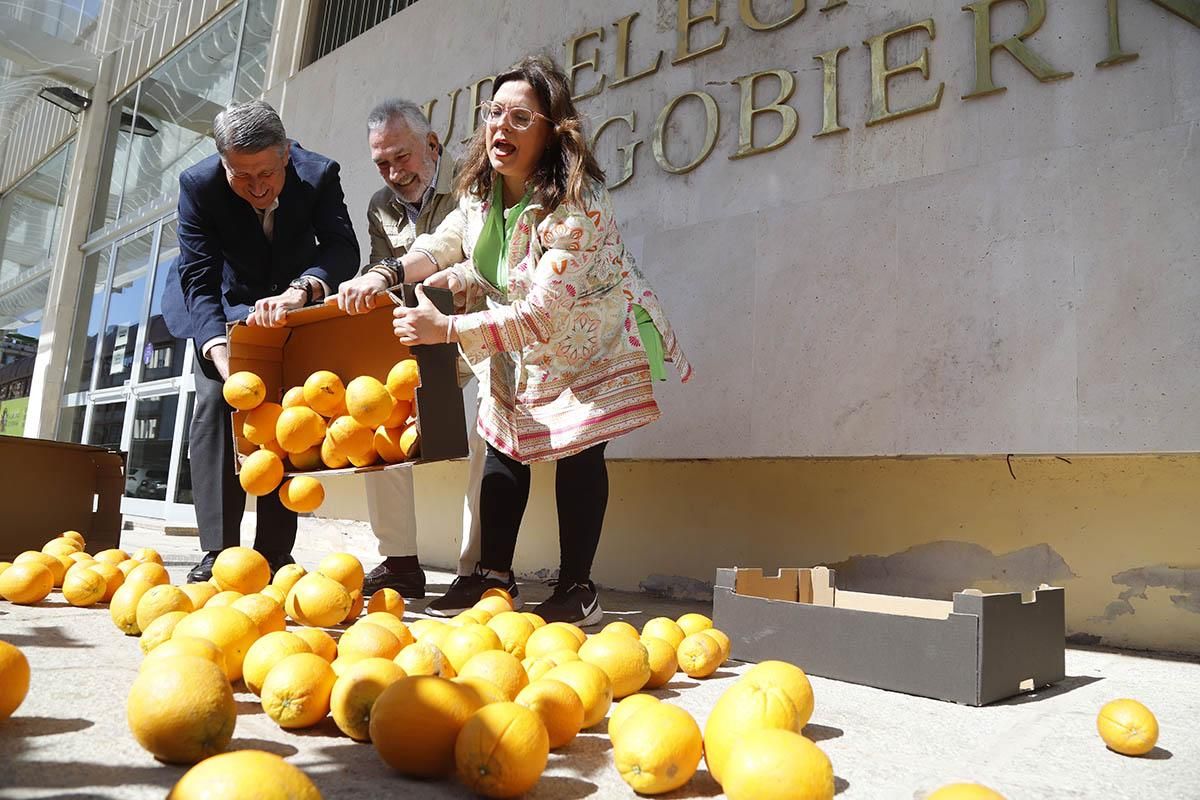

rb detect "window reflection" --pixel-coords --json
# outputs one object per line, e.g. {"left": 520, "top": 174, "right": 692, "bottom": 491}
{"left": 96, "top": 234, "right": 153, "bottom": 390}
{"left": 175, "top": 393, "right": 195, "bottom": 504}
{"left": 62, "top": 249, "right": 111, "bottom": 395}
{"left": 126, "top": 395, "right": 178, "bottom": 500}
{"left": 87, "top": 400, "right": 126, "bottom": 450}
{"left": 143, "top": 220, "right": 186, "bottom": 382}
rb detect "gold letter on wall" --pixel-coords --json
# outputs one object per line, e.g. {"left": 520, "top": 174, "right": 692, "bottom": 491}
{"left": 738, "top": 0, "right": 805, "bottom": 31}
{"left": 653, "top": 91, "right": 720, "bottom": 174}
{"left": 421, "top": 88, "right": 460, "bottom": 144}
{"left": 1099, "top": 0, "right": 1200, "bottom": 68}
{"left": 612, "top": 12, "right": 663, "bottom": 88}
{"left": 821, "top": 0, "right": 846, "bottom": 10}
{"left": 961, "top": 0, "right": 1074, "bottom": 99}
{"left": 864, "top": 19, "right": 945, "bottom": 126}
{"left": 731, "top": 69, "right": 799, "bottom": 159}
{"left": 565, "top": 27, "right": 607, "bottom": 101}
{"left": 674, "top": 0, "right": 730, "bottom": 65}
{"left": 813, "top": 46, "right": 848, "bottom": 137}
{"left": 590, "top": 113, "right": 642, "bottom": 190}
{"left": 462, "top": 75, "right": 495, "bottom": 143}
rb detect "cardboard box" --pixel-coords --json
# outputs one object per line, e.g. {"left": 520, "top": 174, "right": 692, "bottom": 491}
{"left": 227, "top": 284, "right": 467, "bottom": 475}
{"left": 713, "top": 566, "right": 1065, "bottom": 705}
{"left": 0, "top": 435, "right": 124, "bottom": 559}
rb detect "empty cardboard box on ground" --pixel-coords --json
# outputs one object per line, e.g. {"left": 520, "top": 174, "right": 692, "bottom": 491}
{"left": 227, "top": 284, "right": 467, "bottom": 475}
{"left": 713, "top": 566, "right": 1065, "bottom": 705}
{"left": 0, "top": 436, "right": 124, "bottom": 559}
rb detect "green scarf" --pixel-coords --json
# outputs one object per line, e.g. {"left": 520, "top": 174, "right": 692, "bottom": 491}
{"left": 473, "top": 180, "right": 531, "bottom": 296}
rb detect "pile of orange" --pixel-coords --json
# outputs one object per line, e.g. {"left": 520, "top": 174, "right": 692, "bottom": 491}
{"left": 224, "top": 359, "right": 422, "bottom": 514}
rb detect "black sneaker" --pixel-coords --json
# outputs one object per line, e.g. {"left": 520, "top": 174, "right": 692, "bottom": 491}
{"left": 261, "top": 551, "right": 295, "bottom": 579}
{"left": 535, "top": 580, "right": 603, "bottom": 627}
{"left": 363, "top": 561, "right": 427, "bottom": 599}
{"left": 187, "top": 551, "right": 219, "bottom": 583}
{"left": 426, "top": 568, "right": 522, "bottom": 617}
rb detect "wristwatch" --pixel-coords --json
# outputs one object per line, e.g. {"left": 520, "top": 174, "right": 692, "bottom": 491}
{"left": 288, "top": 276, "right": 316, "bottom": 305}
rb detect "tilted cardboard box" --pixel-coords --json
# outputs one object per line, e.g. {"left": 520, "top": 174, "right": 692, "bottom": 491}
{"left": 227, "top": 284, "right": 467, "bottom": 476}
{"left": 713, "top": 566, "right": 1065, "bottom": 705}
{"left": 0, "top": 436, "right": 124, "bottom": 559}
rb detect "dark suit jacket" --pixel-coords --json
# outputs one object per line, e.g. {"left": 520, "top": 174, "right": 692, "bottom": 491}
{"left": 162, "top": 141, "right": 359, "bottom": 346}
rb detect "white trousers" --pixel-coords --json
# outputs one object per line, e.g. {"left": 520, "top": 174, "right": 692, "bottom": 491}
{"left": 365, "top": 392, "right": 484, "bottom": 577}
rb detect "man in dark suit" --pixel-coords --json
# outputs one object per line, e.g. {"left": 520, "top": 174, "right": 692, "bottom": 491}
{"left": 162, "top": 100, "right": 358, "bottom": 582}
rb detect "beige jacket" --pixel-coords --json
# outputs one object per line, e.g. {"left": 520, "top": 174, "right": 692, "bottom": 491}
{"left": 362, "top": 156, "right": 458, "bottom": 267}
{"left": 411, "top": 183, "right": 691, "bottom": 463}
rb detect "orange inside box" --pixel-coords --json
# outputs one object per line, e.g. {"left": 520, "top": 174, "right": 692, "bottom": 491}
{"left": 227, "top": 285, "right": 467, "bottom": 476}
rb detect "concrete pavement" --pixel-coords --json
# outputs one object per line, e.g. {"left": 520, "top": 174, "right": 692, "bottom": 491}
{"left": 2, "top": 525, "right": 1198, "bottom": 799}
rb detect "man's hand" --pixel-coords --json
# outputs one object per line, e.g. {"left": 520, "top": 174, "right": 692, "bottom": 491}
{"left": 393, "top": 284, "right": 452, "bottom": 345}
{"left": 334, "top": 271, "right": 389, "bottom": 315}
{"left": 209, "top": 343, "right": 231, "bottom": 381}
{"left": 247, "top": 287, "right": 307, "bottom": 328}
{"left": 425, "top": 269, "right": 467, "bottom": 312}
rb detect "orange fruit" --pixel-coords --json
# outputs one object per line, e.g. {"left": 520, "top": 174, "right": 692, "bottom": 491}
{"left": 260, "top": 585, "right": 285, "bottom": 605}
{"left": 676, "top": 612, "right": 713, "bottom": 636}
{"left": 522, "top": 657, "right": 558, "bottom": 683}
{"left": 578, "top": 632, "right": 651, "bottom": 699}
{"left": 641, "top": 636, "right": 679, "bottom": 689}
{"left": 347, "top": 446, "right": 379, "bottom": 468}
{"left": 331, "top": 657, "right": 407, "bottom": 741}
{"left": 367, "top": 588, "right": 406, "bottom": 618}
{"left": 136, "top": 584, "right": 194, "bottom": 632}
{"left": 127, "top": 561, "right": 170, "bottom": 587}
{"left": 410, "top": 617, "right": 451, "bottom": 642}
{"left": 275, "top": 406, "right": 327, "bottom": 453}
{"left": 110, "top": 578, "right": 158, "bottom": 634}
{"left": 473, "top": 595, "right": 513, "bottom": 617}
{"left": 926, "top": 785, "right": 1007, "bottom": 800}
{"left": 178, "top": 581, "right": 217, "bottom": 610}
{"left": 743, "top": 661, "right": 815, "bottom": 729}
{"left": 131, "top": 547, "right": 162, "bottom": 565}
{"left": 487, "top": 612, "right": 535, "bottom": 660}
{"left": 608, "top": 693, "right": 660, "bottom": 740}
{"left": 397, "top": 422, "right": 420, "bottom": 459}
{"left": 613, "top": 701, "right": 703, "bottom": 794}
{"left": 542, "top": 661, "right": 612, "bottom": 730}
{"left": 521, "top": 612, "right": 546, "bottom": 629}
{"left": 243, "top": 402, "right": 284, "bottom": 445}
{"left": 641, "top": 617, "right": 685, "bottom": 650}
{"left": 143, "top": 637, "right": 226, "bottom": 674}
{"left": 339, "top": 622, "right": 403, "bottom": 663}
{"left": 289, "top": 444, "right": 323, "bottom": 470}
{"left": 171, "top": 606, "right": 260, "bottom": 682}
{"left": 0, "top": 640, "right": 30, "bottom": 721}
{"left": 316, "top": 553, "right": 364, "bottom": 592}
{"left": 395, "top": 641, "right": 455, "bottom": 678}
{"left": 94, "top": 548, "right": 130, "bottom": 565}
{"left": 441, "top": 624, "right": 504, "bottom": 673}
{"left": 303, "top": 370, "right": 345, "bottom": 416}
{"left": 278, "top": 476, "right": 325, "bottom": 513}
{"left": 167, "top": 750, "right": 322, "bottom": 799}
{"left": 239, "top": 450, "right": 284, "bottom": 496}
{"left": 140, "top": 611, "right": 191, "bottom": 655}
{"left": 455, "top": 701, "right": 549, "bottom": 798}
{"left": 370, "top": 676, "right": 482, "bottom": 778}
{"left": 61, "top": 565, "right": 106, "bottom": 607}
{"left": 516, "top": 679, "right": 585, "bottom": 749}
{"left": 454, "top": 608, "right": 493, "bottom": 626}
{"left": 326, "top": 416, "right": 374, "bottom": 460}
{"left": 386, "top": 359, "right": 420, "bottom": 401}
{"left": 1097, "top": 698, "right": 1159, "bottom": 756}
{"left": 261, "top": 652, "right": 336, "bottom": 729}
{"left": 117, "top": 559, "right": 141, "bottom": 577}
{"left": 722, "top": 728, "right": 835, "bottom": 800}
{"left": 361, "top": 612, "right": 414, "bottom": 647}
{"left": 320, "top": 434, "right": 350, "bottom": 468}
{"left": 382, "top": 397, "right": 413, "bottom": 429}
{"left": 271, "top": 563, "right": 307, "bottom": 595}
{"left": 223, "top": 371, "right": 266, "bottom": 411}
{"left": 286, "top": 572, "right": 352, "bottom": 627}
{"left": 525, "top": 623, "right": 583, "bottom": 660}
{"left": 458, "top": 650, "right": 529, "bottom": 701}
{"left": 262, "top": 440, "right": 288, "bottom": 462}
{"left": 67, "top": 552, "right": 95, "bottom": 565}
{"left": 211, "top": 547, "right": 270, "bottom": 594}
{"left": 345, "top": 376, "right": 395, "bottom": 428}
{"left": 373, "top": 426, "right": 409, "bottom": 463}
{"left": 455, "top": 676, "right": 509, "bottom": 706}
{"left": 700, "top": 627, "right": 732, "bottom": 662}
{"left": 293, "top": 627, "right": 337, "bottom": 663}
{"left": 231, "top": 593, "right": 286, "bottom": 635}
{"left": 15, "top": 551, "right": 65, "bottom": 587}
{"left": 704, "top": 678, "right": 803, "bottom": 785}
{"left": 281, "top": 386, "right": 307, "bottom": 408}
{"left": 601, "top": 620, "right": 639, "bottom": 638}
{"left": 676, "top": 632, "right": 722, "bottom": 678}
{"left": 42, "top": 538, "right": 81, "bottom": 558}
{"left": 206, "top": 590, "right": 244, "bottom": 608}
{"left": 242, "top": 631, "right": 313, "bottom": 696}
{"left": 60, "top": 530, "right": 86, "bottom": 548}
{"left": 89, "top": 561, "right": 124, "bottom": 602}
{"left": 127, "top": 655, "right": 235, "bottom": 764}
{"left": 343, "top": 588, "right": 364, "bottom": 623}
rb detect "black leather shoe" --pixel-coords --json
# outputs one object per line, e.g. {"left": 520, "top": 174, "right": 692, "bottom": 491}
{"left": 187, "top": 551, "right": 219, "bottom": 583}
{"left": 363, "top": 562, "right": 426, "bottom": 599}
{"left": 261, "top": 552, "right": 295, "bottom": 578}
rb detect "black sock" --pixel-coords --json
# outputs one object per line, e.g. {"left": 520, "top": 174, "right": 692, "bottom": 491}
{"left": 383, "top": 555, "right": 419, "bottom": 571}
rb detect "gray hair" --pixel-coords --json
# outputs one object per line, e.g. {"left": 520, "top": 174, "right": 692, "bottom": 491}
{"left": 213, "top": 100, "right": 287, "bottom": 155}
{"left": 366, "top": 98, "right": 432, "bottom": 137}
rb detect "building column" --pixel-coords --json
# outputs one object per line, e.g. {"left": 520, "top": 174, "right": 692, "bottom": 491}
{"left": 24, "top": 53, "right": 116, "bottom": 439}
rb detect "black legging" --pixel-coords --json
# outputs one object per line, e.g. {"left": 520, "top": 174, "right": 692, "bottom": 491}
{"left": 478, "top": 441, "right": 608, "bottom": 583}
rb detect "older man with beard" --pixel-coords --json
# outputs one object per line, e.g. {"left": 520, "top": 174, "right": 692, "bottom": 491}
{"left": 336, "top": 99, "right": 487, "bottom": 604}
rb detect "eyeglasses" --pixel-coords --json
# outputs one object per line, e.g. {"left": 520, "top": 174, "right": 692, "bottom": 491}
{"left": 479, "top": 101, "right": 548, "bottom": 131}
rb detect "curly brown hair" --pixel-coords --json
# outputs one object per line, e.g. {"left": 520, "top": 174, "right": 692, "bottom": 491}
{"left": 455, "top": 54, "right": 606, "bottom": 211}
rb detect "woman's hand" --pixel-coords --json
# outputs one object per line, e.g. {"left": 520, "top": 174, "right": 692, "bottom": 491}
{"left": 425, "top": 269, "right": 467, "bottom": 313}
{"left": 393, "top": 284, "right": 452, "bottom": 345}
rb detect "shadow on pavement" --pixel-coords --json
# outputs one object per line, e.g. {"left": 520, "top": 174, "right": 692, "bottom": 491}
{"left": 228, "top": 737, "right": 299, "bottom": 757}
{"left": 804, "top": 723, "right": 844, "bottom": 742}
{"left": 1, "top": 716, "right": 94, "bottom": 737}
{"left": 0, "top": 759, "right": 185, "bottom": 793}
{"left": 531, "top": 775, "right": 600, "bottom": 799}
{"left": 996, "top": 674, "right": 1104, "bottom": 705}
{"left": 835, "top": 776, "right": 851, "bottom": 795}
{"left": 0, "top": 626, "right": 93, "bottom": 649}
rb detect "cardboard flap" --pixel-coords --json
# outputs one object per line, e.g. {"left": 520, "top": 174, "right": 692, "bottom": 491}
{"left": 734, "top": 568, "right": 800, "bottom": 601}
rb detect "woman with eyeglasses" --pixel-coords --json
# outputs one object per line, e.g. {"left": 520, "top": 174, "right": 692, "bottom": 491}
{"left": 391, "top": 54, "right": 691, "bottom": 626}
